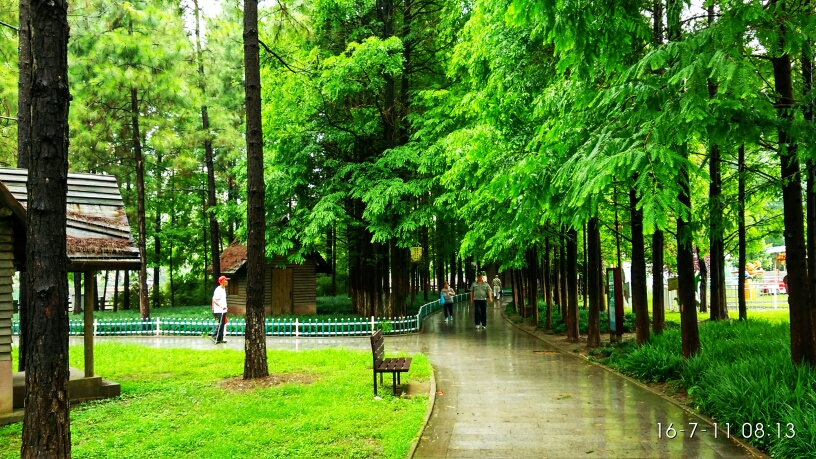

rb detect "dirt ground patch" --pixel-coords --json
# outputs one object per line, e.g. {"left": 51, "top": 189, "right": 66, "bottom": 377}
{"left": 217, "top": 373, "right": 318, "bottom": 392}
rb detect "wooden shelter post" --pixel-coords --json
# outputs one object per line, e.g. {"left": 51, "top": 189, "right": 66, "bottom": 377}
{"left": 83, "top": 271, "right": 94, "bottom": 378}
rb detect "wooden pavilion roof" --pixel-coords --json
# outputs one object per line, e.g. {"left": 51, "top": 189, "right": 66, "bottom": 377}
{"left": 0, "top": 168, "right": 140, "bottom": 271}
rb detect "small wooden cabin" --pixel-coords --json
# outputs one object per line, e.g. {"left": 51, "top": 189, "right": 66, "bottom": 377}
{"left": 218, "top": 243, "right": 331, "bottom": 316}
{"left": 0, "top": 168, "right": 137, "bottom": 424}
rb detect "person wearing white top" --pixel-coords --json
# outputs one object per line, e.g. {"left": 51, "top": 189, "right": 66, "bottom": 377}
{"left": 211, "top": 276, "right": 229, "bottom": 343}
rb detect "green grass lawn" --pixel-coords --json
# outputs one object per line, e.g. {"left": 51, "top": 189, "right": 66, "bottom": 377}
{"left": 0, "top": 343, "right": 431, "bottom": 458}
{"left": 662, "top": 308, "right": 791, "bottom": 324}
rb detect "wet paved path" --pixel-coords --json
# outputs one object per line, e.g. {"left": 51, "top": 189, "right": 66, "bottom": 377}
{"left": 77, "top": 300, "right": 759, "bottom": 458}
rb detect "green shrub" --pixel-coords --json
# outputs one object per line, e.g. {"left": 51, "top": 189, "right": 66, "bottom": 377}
{"left": 316, "top": 296, "right": 353, "bottom": 315}
{"left": 316, "top": 272, "right": 348, "bottom": 297}
{"left": 596, "top": 319, "right": 816, "bottom": 457}
{"left": 541, "top": 302, "right": 640, "bottom": 335}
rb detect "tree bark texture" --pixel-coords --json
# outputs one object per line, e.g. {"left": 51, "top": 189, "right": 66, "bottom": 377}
{"left": 668, "top": 0, "right": 699, "bottom": 359}
{"left": 243, "top": 0, "right": 269, "bottom": 379}
{"left": 21, "top": 0, "right": 72, "bottom": 455}
{"left": 566, "top": 229, "right": 579, "bottom": 340}
{"left": 123, "top": 270, "right": 130, "bottom": 310}
{"left": 773, "top": 40, "right": 816, "bottom": 365}
{"left": 677, "top": 149, "right": 700, "bottom": 358}
{"left": 558, "top": 237, "right": 569, "bottom": 324}
{"left": 652, "top": 230, "right": 665, "bottom": 333}
{"left": 527, "top": 247, "right": 539, "bottom": 324}
{"left": 697, "top": 247, "right": 707, "bottom": 314}
{"left": 709, "top": 144, "right": 727, "bottom": 320}
{"left": 552, "top": 246, "right": 561, "bottom": 313}
{"left": 802, "top": 18, "right": 816, "bottom": 346}
{"left": 587, "top": 218, "right": 601, "bottom": 348}
{"left": 153, "top": 176, "right": 161, "bottom": 310}
{"left": 582, "top": 223, "right": 587, "bottom": 309}
{"left": 630, "top": 187, "right": 649, "bottom": 346}
{"left": 17, "top": 0, "right": 31, "bottom": 373}
{"left": 707, "top": 0, "right": 727, "bottom": 323}
{"left": 544, "top": 238, "right": 552, "bottom": 330}
{"left": 113, "top": 270, "right": 119, "bottom": 312}
{"left": 738, "top": 144, "right": 747, "bottom": 320}
{"left": 72, "top": 274, "right": 81, "bottom": 315}
{"left": 131, "top": 85, "right": 150, "bottom": 320}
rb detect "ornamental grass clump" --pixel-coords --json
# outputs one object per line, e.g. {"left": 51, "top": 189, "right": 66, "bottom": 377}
{"left": 598, "top": 319, "right": 816, "bottom": 458}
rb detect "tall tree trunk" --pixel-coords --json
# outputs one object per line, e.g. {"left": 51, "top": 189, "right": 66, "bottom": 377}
{"left": 677, "top": 144, "right": 700, "bottom": 358}
{"left": 332, "top": 225, "right": 337, "bottom": 296}
{"left": 123, "top": 270, "right": 130, "bottom": 310}
{"left": 558, "top": 237, "right": 570, "bottom": 324}
{"left": 243, "top": 0, "right": 269, "bottom": 378}
{"left": 707, "top": 0, "right": 726, "bottom": 322}
{"left": 544, "top": 238, "right": 552, "bottom": 329}
{"left": 528, "top": 247, "right": 539, "bottom": 324}
{"left": 131, "top": 84, "right": 149, "bottom": 320}
{"left": 802, "top": 16, "right": 816, "bottom": 346}
{"left": 653, "top": 230, "right": 665, "bottom": 333}
{"left": 72, "top": 274, "right": 81, "bottom": 315}
{"left": 582, "top": 222, "right": 587, "bottom": 309}
{"left": 566, "top": 228, "right": 579, "bottom": 340}
{"left": 668, "top": 0, "right": 699, "bottom": 358}
{"left": 391, "top": 238, "right": 408, "bottom": 316}
{"left": 553, "top": 242, "right": 562, "bottom": 315}
{"left": 153, "top": 153, "right": 161, "bottom": 310}
{"left": 697, "top": 247, "right": 707, "bottom": 314}
{"left": 709, "top": 142, "right": 727, "bottom": 320}
{"left": 630, "top": 186, "right": 649, "bottom": 346}
{"left": 738, "top": 145, "right": 747, "bottom": 320}
{"left": 93, "top": 273, "right": 99, "bottom": 311}
{"left": 16, "top": 0, "right": 31, "bottom": 374}
{"left": 21, "top": 0, "right": 71, "bottom": 454}
{"left": 194, "top": 0, "right": 221, "bottom": 287}
{"left": 113, "top": 270, "right": 119, "bottom": 312}
{"left": 227, "top": 170, "right": 237, "bottom": 243}
{"left": 327, "top": 227, "right": 334, "bottom": 295}
{"left": 772, "top": 19, "right": 816, "bottom": 364}
{"left": 587, "top": 218, "right": 601, "bottom": 348}
{"left": 102, "top": 271, "right": 109, "bottom": 310}
{"left": 422, "top": 226, "right": 429, "bottom": 301}
{"left": 614, "top": 188, "right": 621, "bottom": 267}
{"left": 201, "top": 194, "right": 208, "bottom": 302}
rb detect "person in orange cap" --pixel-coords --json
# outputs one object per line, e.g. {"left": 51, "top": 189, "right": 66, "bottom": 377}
{"left": 210, "top": 275, "right": 229, "bottom": 343}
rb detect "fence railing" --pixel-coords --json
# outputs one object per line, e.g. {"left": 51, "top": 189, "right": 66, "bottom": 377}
{"left": 11, "top": 293, "right": 467, "bottom": 338}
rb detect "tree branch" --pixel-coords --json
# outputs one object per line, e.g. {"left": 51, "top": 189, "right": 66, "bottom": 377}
{"left": 0, "top": 20, "right": 18, "bottom": 32}
{"left": 258, "top": 39, "right": 310, "bottom": 74}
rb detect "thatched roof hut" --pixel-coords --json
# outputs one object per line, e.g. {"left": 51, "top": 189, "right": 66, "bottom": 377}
{"left": 0, "top": 168, "right": 140, "bottom": 271}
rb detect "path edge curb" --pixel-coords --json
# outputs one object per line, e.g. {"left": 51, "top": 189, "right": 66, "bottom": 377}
{"left": 406, "top": 367, "right": 436, "bottom": 459}
{"left": 502, "top": 313, "right": 769, "bottom": 459}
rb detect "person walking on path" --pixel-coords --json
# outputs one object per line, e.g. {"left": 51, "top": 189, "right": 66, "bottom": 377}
{"left": 441, "top": 281, "right": 455, "bottom": 322}
{"left": 492, "top": 274, "right": 502, "bottom": 303}
{"left": 470, "top": 271, "right": 493, "bottom": 329}
{"left": 210, "top": 275, "right": 229, "bottom": 344}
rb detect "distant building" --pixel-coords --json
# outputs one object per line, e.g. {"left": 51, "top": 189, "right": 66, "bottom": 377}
{"left": 216, "top": 243, "right": 331, "bottom": 316}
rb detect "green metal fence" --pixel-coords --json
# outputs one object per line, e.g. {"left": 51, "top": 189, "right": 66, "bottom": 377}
{"left": 11, "top": 293, "right": 466, "bottom": 338}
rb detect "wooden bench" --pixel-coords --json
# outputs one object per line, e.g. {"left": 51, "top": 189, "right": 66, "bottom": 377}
{"left": 370, "top": 330, "right": 412, "bottom": 396}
